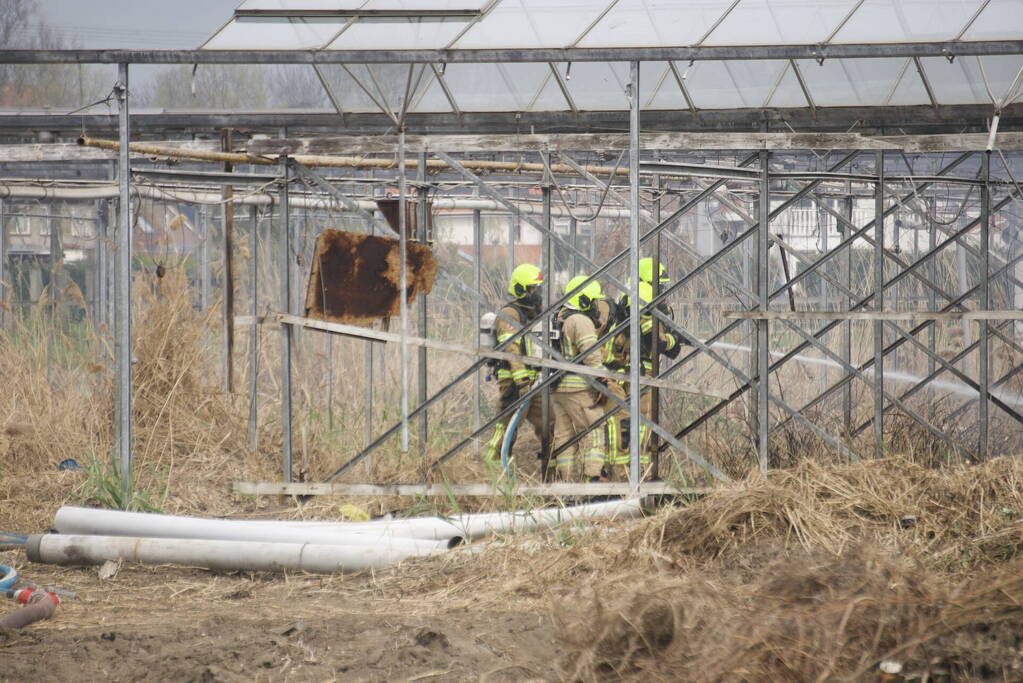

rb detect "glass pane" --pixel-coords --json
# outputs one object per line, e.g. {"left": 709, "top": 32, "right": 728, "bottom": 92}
{"left": 406, "top": 69, "right": 456, "bottom": 112}
{"left": 315, "top": 63, "right": 403, "bottom": 112}
{"left": 363, "top": 0, "right": 490, "bottom": 8}
{"left": 765, "top": 63, "right": 809, "bottom": 107}
{"left": 238, "top": 0, "right": 365, "bottom": 9}
{"left": 919, "top": 56, "right": 990, "bottom": 104}
{"left": 327, "top": 16, "right": 469, "bottom": 49}
{"left": 560, "top": 61, "right": 630, "bottom": 110}
{"left": 527, "top": 71, "right": 573, "bottom": 111}
{"left": 705, "top": 0, "right": 859, "bottom": 45}
{"left": 963, "top": 0, "right": 1023, "bottom": 40}
{"left": 923, "top": 56, "right": 1023, "bottom": 105}
{"left": 435, "top": 62, "right": 548, "bottom": 111}
{"left": 831, "top": 0, "right": 979, "bottom": 43}
{"left": 453, "top": 0, "right": 607, "bottom": 49}
{"left": 795, "top": 58, "right": 904, "bottom": 106}
{"left": 579, "top": 0, "right": 733, "bottom": 48}
{"left": 887, "top": 61, "right": 931, "bottom": 105}
{"left": 203, "top": 18, "right": 346, "bottom": 50}
{"left": 641, "top": 62, "right": 690, "bottom": 110}
{"left": 685, "top": 60, "right": 787, "bottom": 108}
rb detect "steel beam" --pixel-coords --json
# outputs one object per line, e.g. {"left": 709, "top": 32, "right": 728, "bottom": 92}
{"left": 757, "top": 151, "right": 770, "bottom": 471}
{"left": 628, "top": 61, "right": 642, "bottom": 488}
{"left": 3, "top": 42, "right": 1021, "bottom": 64}
{"left": 280, "top": 162, "right": 293, "bottom": 482}
{"left": 874, "top": 151, "right": 885, "bottom": 457}
{"left": 247, "top": 205, "right": 259, "bottom": 450}
{"left": 979, "top": 150, "right": 990, "bottom": 458}
{"left": 114, "top": 63, "right": 133, "bottom": 503}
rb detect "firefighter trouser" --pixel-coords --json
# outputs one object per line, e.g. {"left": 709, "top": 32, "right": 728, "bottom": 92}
{"left": 605, "top": 384, "right": 653, "bottom": 474}
{"left": 483, "top": 379, "right": 545, "bottom": 462}
{"left": 551, "top": 389, "right": 606, "bottom": 480}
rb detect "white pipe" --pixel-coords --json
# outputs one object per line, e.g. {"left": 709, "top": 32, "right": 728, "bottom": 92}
{"left": 27, "top": 534, "right": 424, "bottom": 573}
{"left": 53, "top": 506, "right": 454, "bottom": 550}
{"left": 246, "top": 499, "right": 644, "bottom": 541}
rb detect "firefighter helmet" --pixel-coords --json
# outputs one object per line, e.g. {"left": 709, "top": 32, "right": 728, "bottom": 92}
{"left": 565, "top": 275, "right": 603, "bottom": 311}
{"left": 639, "top": 258, "right": 669, "bottom": 284}
{"left": 508, "top": 263, "right": 544, "bottom": 299}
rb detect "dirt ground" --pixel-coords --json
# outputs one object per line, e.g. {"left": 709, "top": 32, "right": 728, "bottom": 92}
{"left": 0, "top": 550, "right": 557, "bottom": 683}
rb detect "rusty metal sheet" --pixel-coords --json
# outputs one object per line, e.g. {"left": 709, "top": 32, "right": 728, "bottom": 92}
{"left": 304, "top": 229, "right": 437, "bottom": 327}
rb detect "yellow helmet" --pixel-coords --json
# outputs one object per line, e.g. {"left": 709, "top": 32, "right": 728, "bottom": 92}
{"left": 565, "top": 275, "right": 603, "bottom": 311}
{"left": 639, "top": 258, "right": 669, "bottom": 285}
{"left": 508, "top": 263, "right": 543, "bottom": 299}
{"left": 622, "top": 282, "right": 655, "bottom": 315}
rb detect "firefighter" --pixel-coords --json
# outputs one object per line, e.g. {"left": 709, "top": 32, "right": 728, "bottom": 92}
{"left": 552, "top": 276, "right": 608, "bottom": 481}
{"left": 604, "top": 281, "right": 684, "bottom": 477}
{"left": 482, "top": 263, "right": 546, "bottom": 463}
{"left": 616, "top": 257, "right": 670, "bottom": 314}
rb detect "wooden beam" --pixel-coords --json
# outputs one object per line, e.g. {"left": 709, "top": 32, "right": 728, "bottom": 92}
{"left": 0, "top": 139, "right": 220, "bottom": 163}
{"left": 233, "top": 481, "right": 714, "bottom": 497}
{"left": 245, "top": 131, "right": 1023, "bottom": 155}
{"left": 272, "top": 312, "right": 729, "bottom": 399}
{"left": 724, "top": 310, "right": 1023, "bottom": 321}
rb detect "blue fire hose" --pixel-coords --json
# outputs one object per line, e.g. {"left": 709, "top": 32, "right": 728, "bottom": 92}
{"left": 499, "top": 400, "right": 530, "bottom": 471}
{"left": 0, "top": 564, "right": 18, "bottom": 591}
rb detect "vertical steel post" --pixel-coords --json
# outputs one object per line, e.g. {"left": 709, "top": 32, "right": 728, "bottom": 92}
{"left": 221, "top": 129, "right": 235, "bottom": 393}
{"left": 417, "top": 151, "right": 429, "bottom": 458}
{"left": 979, "top": 150, "right": 990, "bottom": 458}
{"left": 650, "top": 175, "right": 662, "bottom": 479}
{"left": 841, "top": 195, "right": 853, "bottom": 435}
{"left": 199, "top": 205, "right": 209, "bottom": 311}
{"left": 365, "top": 339, "right": 374, "bottom": 448}
{"left": 472, "top": 208, "right": 482, "bottom": 458}
{"left": 508, "top": 216, "right": 516, "bottom": 280}
{"left": 628, "top": 61, "right": 642, "bottom": 489}
{"left": 757, "top": 151, "right": 770, "bottom": 471}
{"left": 0, "top": 198, "right": 5, "bottom": 330}
{"left": 873, "top": 151, "right": 885, "bottom": 458}
{"left": 326, "top": 334, "right": 334, "bottom": 429}
{"left": 541, "top": 156, "right": 553, "bottom": 474}
{"left": 398, "top": 131, "right": 410, "bottom": 452}
{"left": 247, "top": 205, "right": 259, "bottom": 450}
{"left": 114, "top": 63, "right": 133, "bottom": 503}
{"left": 927, "top": 196, "right": 937, "bottom": 419}
{"left": 569, "top": 216, "right": 578, "bottom": 274}
{"left": 96, "top": 200, "right": 107, "bottom": 327}
{"left": 280, "top": 161, "right": 293, "bottom": 482}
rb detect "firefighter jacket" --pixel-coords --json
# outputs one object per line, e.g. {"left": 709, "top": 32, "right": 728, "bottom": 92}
{"left": 495, "top": 302, "right": 539, "bottom": 385}
{"left": 605, "top": 316, "right": 680, "bottom": 377}
{"left": 556, "top": 308, "right": 603, "bottom": 393}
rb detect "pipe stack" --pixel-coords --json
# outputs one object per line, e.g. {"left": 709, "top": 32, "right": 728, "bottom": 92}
{"left": 27, "top": 500, "right": 643, "bottom": 575}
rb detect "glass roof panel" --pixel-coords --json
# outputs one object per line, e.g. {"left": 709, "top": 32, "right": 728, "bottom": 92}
{"left": 641, "top": 62, "right": 690, "bottom": 110}
{"left": 557, "top": 61, "right": 631, "bottom": 110}
{"left": 886, "top": 59, "right": 932, "bottom": 105}
{"left": 406, "top": 68, "right": 456, "bottom": 112}
{"left": 362, "top": 0, "right": 489, "bottom": 8}
{"left": 830, "top": 0, "right": 981, "bottom": 43}
{"left": 578, "top": 0, "right": 733, "bottom": 48}
{"left": 685, "top": 60, "right": 788, "bottom": 109}
{"left": 326, "top": 16, "right": 470, "bottom": 49}
{"left": 704, "top": 0, "right": 859, "bottom": 45}
{"left": 526, "top": 71, "right": 574, "bottom": 111}
{"left": 963, "top": 0, "right": 1023, "bottom": 40}
{"left": 764, "top": 63, "right": 808, "bottom": 107}
{"left": 452, "top": 0, "right": 606, "bottom": 49}
{"left": 433, "top": 62, "right": 549, "bottom": 111}
{"left": 203, "top": 17, "right": 346, "bottom": 50}
{"left": 315, "top": 63, "right": 405, "bottom": 112}
{"left": 237, "top": 0, "right": 365, "bottom": 9}
{"left": 918, "top": 56, "right": 996, "bottom": 104}
{"left": 795, "top": 58, "right": 904, "bottom": 106}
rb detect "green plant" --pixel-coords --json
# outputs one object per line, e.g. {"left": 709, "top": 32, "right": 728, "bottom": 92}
{"left": 75, "top": 453, "right": 166, "bottom": 513}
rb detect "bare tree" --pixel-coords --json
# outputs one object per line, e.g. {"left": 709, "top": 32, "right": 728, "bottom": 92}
{"left": 0, "top": 0, "right": 107, "bottom": 109}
